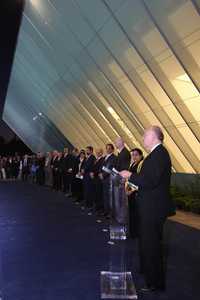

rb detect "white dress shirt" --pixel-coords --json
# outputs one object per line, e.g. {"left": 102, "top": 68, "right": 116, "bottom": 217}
{"left": 150, "top": 143, "right": 162, "bottom": 153}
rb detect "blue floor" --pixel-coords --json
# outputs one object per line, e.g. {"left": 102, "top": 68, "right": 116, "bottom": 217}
{"left": 0, "top": 181, "right": 199, "bottom": 300}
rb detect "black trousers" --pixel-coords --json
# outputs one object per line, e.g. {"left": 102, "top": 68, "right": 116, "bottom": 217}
{"left": 52, "top": 169, "right": 56, "bottom": 189}
{"left": 83, "top": 175, "right": 94, "bottom": 208}
{"left": 102, "top": 178, "right": 111, "bottom": 215}
{"left": 128, "top": 194, "right": 139, "bottom": 239}
{"left": 53, "top": 170, "right": 62, "bottom": 191}
{"left": 93, "top": 177, "right": 103, "bottom": 212}
{"left": 22, "top": 168, "right": 29, "bottom": 181}
{"left": 73, "top": 177, "right": 83, "bottom": 202}
{"left": 36, "top": 167, "right": 45, "bottom": 185}
{"left": 62, "top": 173, "right": 72, "bottom": 193}
{"left": 71, "top": 175, "right": 77, "bottom": 197}
{"left": 138, "top": 216, "right": 166, "bottom": 288}
{"left": 13, "top": 168, "right": 19, "bottom": 179}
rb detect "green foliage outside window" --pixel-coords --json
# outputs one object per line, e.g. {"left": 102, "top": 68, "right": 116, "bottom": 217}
{"left": 171, "top": 175, "right": 200, "bottom": 214}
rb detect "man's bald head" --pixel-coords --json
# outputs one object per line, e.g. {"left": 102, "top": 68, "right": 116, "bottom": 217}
{"left": 95, "top": 148, "right": 103, "bottom": 157}
{"left": 115, "top": 137, "right": 125, "bottom": 150}
{"left": 143, "top": 126, "right": 164, "bottom": 151}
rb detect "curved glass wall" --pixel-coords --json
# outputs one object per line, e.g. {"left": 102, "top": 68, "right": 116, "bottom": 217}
{"left": 3, "top": 0, "right": 200, "bottom": 172}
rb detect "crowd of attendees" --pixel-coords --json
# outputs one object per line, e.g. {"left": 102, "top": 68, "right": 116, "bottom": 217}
{"left": 0, "top": 138, "right": 143, "bottom": 222}
{"left": 0, "top": 153, "right": 47, "bottom": 183}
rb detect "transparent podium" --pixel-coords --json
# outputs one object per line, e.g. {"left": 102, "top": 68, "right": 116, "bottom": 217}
{"left": 101, "top": 168, "right": 137, "bottom": 299}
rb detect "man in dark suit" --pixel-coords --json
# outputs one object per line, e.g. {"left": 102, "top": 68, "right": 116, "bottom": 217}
{"left": 51, "top": 150, "right": 59, "bottom": 190}
{"left": 90, "top": 148, "right": 105, "bottom": 214}
{"left": 115, "top": 137, "right": 131, "bottom": 171}
{"left": 71, "top": 148, "right": 81, "bottom": 199}
{"left": 51, "top": 151, "right": 63, "bottom": 191}
{"left": 62, "top": 148, "right": 74, "bottom": 196}
{"left": 114, "top": 137, "right": 131, "bottom": 223}
{"left": 121, "top": 126, "right": 175, "bottom": 292}
{"left": 82, "top": 146, "right": 96, "bottom": 211}
{"left": 36, "top": 152, "right": 45, "bottom": 185}
{"left": 22, "top": 154, "right": 31, "bottom": 181}
{"left": 99, "top": 144, "right": 117, "bottom": 218}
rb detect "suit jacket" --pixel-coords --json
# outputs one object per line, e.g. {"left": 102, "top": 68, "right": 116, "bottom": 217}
{"left": 22, "top": 158, "right": 31, "bottom": 173}
{"left": 128, "top": 161, "right": 142, "bottom": 202}
{"left": 62, "top": 154, "right": 74, "bottom": 173}
{"left": 73, "top": 156, "right": 84, "bottom": 175}
{"left": 92, "top": 156, "right": 105, "bottom": 178}
{"left": 51, "top": 157, "right": 60, "bottom": 171}
{"left": 78, "top": 158, "right": 86, "bottom": 173}
{"left": 101, "top": 153, "right": 117, "bottom": 179}
{"left": 129, "top": 161, "right": 141, "bottom": 174}
{"left": 129, "top": 144, "right": 175, "bottom": 220}
{"left": 116, "top": 147, "right": 131, "bottom": 171}
{"left": 83, "top": 154, "right": 96, "bottom": 178}
{"left": 37, "top": 157, "right": 45, "bottom": 169}
{"left": 13, "top": 159, "right": 20, "bottom": 170}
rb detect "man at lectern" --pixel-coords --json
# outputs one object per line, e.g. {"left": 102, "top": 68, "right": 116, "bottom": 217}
{"left": 115, "top": 137, "right": 131, "bottom": 171}
{"left": 99, "top": 144, "right": 117, "bottom": 219}
{"left": 120, "top": 126, "right": 175, "bottom": 292}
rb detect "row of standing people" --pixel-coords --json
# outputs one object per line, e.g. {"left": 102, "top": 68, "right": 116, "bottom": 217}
{"left": 48, "top": 129, "right": 171, "bottom": 293}
{"left": 0, "top": 156, "right": 22, "bottom": 180}
{"left": 0, "top": 141, "right": 143, "bottom": 239}
{"left": 0, "top": 154, "right": 45, "bottom": 182}
{"left": 54, "top": 128, "right": 174, "bottom": 293}
{"left": 50, "top": 138, "right": 143, "bottom": 234}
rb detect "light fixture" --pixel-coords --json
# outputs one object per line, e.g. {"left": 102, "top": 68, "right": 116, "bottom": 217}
{"left": 30, "top": 0, "right": 38, "bottom": 7}
{"left": 107, "top": 106, "right": 135, "bottom": 140}
{"left": 176, "top": 74, "right": 191, "bottom": 82}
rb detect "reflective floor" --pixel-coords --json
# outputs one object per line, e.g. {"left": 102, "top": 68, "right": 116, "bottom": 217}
{"left": 0, "top": 181, "right": 199, "bottom": 300}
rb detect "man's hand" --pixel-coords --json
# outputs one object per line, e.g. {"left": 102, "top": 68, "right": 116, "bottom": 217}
{"left": 99, "top": 173, "right": 103, "bottom": 180}
{"left": 120, "top": 170, "right": 132, "bottom": 179}
{"left": 90, "top": 172, "right": 94, "bottom": 179}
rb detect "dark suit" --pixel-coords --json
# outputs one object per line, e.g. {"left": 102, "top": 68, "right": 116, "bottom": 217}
{"left": 101, "top": 153, "right": 117, "bottom": 215}
{"left": 129, "top": 144, "right": 175, "bottom": 288}
{"left": 116, "top": 147, "right": 131, "bottom": 171}
{"left": 71, "top": 155, "right": 81, "bottom": 198}
{"left": 83, "top": 154, "right": 96, "bottom": 208}
{"left": 51, "top": 156, "right": 62, "bottom": 190}
{"left": 73, "top": 158, "right": 85, "bottom": 202}
{"left": 91, "top": 156, "right": 105, "bottom": 212}
{"left": 13, "top": 159, "right": 20, "bottom": 179}
{"left": 62, "top": 154, "right": 75, "bottom": 193}
{"left": 128, "top": 162, "right": 141, "bottom": 238}
{"left": 36, "top": 157, "right": 45, "bottom": 185}
{"left": 22, "top": 158, "right": 31, "bottom": 181}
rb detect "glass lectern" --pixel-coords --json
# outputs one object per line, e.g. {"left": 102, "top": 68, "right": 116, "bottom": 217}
{"left": 100, "top": 167, "right": 137, "bottom": 299}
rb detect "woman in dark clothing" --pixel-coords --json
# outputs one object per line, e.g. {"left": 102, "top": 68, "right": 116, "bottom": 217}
{"left": 36, "top": 153, "right": 46, "bottom": 186}
{"left": 5, "top": 157, "right": 11, "bottom": 179}
{"left": 128, "top": 148, "right": 143, "bottom": 239}
{"left": 13, "top": 156, "right": 20, "bottom": 179}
